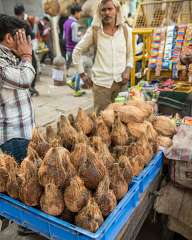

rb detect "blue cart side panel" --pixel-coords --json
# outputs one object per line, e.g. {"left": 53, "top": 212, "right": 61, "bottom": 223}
{"left": 133, "top": 151, "right": 164, "bottom": 193}
{"left": 0, "top": 182, "right": 139, "bottom": 240}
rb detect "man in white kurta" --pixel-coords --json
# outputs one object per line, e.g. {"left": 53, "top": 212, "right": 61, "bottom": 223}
{"left": 73, "top": 0, "right": 133, "bottom": 114}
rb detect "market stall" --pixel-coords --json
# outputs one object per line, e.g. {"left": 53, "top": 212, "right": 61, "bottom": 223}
{"left": 0, "top": 102, "right": 175, "bottom": 240}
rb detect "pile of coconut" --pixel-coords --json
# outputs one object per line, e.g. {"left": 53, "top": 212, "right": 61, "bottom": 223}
{"left": 0, "top": 100, "right": 176, "bottom": 232}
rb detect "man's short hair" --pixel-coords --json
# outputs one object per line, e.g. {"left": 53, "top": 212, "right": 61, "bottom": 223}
{"left": 14, "top": 3, "right": 25, "bottom": 16}
{"left": 0, "top": 14, "right": 29, "bottom": 41}
{"left": 70, "top": 4, "right": 82, "bottom": 15}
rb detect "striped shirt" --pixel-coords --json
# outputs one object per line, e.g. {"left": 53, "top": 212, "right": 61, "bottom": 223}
{"left": 0, "top": 44, "right": 35, "bottom": 145}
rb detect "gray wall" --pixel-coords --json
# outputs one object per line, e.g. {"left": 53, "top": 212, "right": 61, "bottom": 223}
{"left": 0, "top": 0, "right": 43, "bottom": 17}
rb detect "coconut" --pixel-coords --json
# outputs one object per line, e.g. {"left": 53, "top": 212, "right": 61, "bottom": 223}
{"left": 79, "top": 146, "right": 106, "bottom": 190}
{"left": 64, "top": 176, "right": 90, "bottom": 212}
{"left": 95, "top": 116, "right": 111, "bottom": 146}
{"left": 91, "top": 136, "right": 114, "bottom": 169}
{"left": 118, "top": 105, "right": 145, "bottom": 124}
{"left": 75, "top": 197, "right": 104, "bottom": 233}
{"left": 127, "top": 100, "right": 154, "bottom": 118}
{"left": 152, "top": 116, "right": 176, "bottom": 137}
{"left": 111, "top": 113, "right": 128, "bottom": 146}
{"left": 76, "top": 108, "right": 93, "bottom": 135}
{"left": 101, "top": 109, "right": 114, "bottom": 127}
{"left": 38, "top": 145, "right": 67, "bottom": 187}
{"left": 109, "top": 163, "right": 128, "bottom": 200}
{"left": 70, "top": 143, "right": 87, "bottom": 170}
{"left": 40, "top": 183, "right": 64, "bottom": 216}
{"left": 57, "top": 115, "right": 78, "bottom": 150}
{"left": 95, "top": 176, "right": 117, "bottom": 217}
{"left": 117, "top": 156, "right": 133, "bottom": 183}
{"left": 157, "top": 135, "right": 172, "bottom": 148}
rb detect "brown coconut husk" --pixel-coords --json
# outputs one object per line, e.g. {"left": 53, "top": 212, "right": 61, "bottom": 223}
{"left": 157, "top": 135, "right": 172, "bottom": 148}
{"left": 129, "top": 156, "right": 143, "bottom": 176}
{"left": 152, "top": 116, "right": 176, "bottom": 137}
{"left": 109, "top": 163, "right": 128, "bottom": 200}
{"left": 127, "top": 121, "right": 148, "bottom": 139}
{"left": 117, "top": 156, "right": 133, "bottom": 183}
{"left": 75, "top": 197, "right": 104, "bottom": 233}
{"left": 64, "top": 176, "right": 90, "bottom": 212}
{"left": 0, "top": 167, "right": 8, "bottom": 193}
{"left": 38, "top": 144, "right": 67, "bottom": 187}
{"left": 138, "top": 136, "right": 154, "bottom": 165}
{"left": 0, "top": 154, "right": 19, "bottom": 196}
{"left": 68, "top": 113, "right": 75, "bottom": 128}
{"left": 95, "top": 175, "right": 117, "bottom": 217}
{"left": 76, "top": 108, "right": 93, "bottom": 135}
{"left": 70, "top": 143, "right": 87, "bottom": 170}
{"left": 101, "top": 109, "right": 114, "bottom": 127}
{"left": 40, "top": 183, "right": 64, "bottom": 216}
{"left": 145, "top": 121, "right": 158, "bottom": 142}
{"left": 118, "top": 105, "right": 145, "bottom": 124}
{"left": 19, "top": 155, "right": 42, "bottom": 206}
{"left": 46, "top": 125, "right": 56, "bottom": 143}
{"left": 79, "top": 146, "right": 106, "bottom": 190}
{"left": 76, "top": 129, "right": 89, "bottom": 144}
{"left": 29, "top": 128, "right": 50, "bottom": 159}
{"left": 126, "top": 100, "right": 154, "bottom": 118}
{"left": 57, "top": 115, "right": 78, "bottom": 150}
{"left": 91, "top": 136, "right": 114, "bottom": 169}
{"left": 95, "top": 116, "right": 111, "bottom": 146}
{"left": 111, "top": 113, "right": 128, "bottom": 146}
{"left": 106, "top": 103, "right": 124, "bottom": 111}
{"left": 112, "top": 145, "right": 130, "bottom": 159}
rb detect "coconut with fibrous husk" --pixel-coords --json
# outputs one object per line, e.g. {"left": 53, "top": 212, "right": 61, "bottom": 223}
{"left": 64, "top": 176, "right": 90, "bottom": 212}
{"left": 117, "top": 155, "right": 133, "bottom": 183}
{"left": 75, "top": 197, "right": 104, "bottom": 233}
{"left": 0, "top": 154, "right": 18, "bottom": 196}
{"left": 70, "top": 143, "right": 87, "bottom": 170}
{"left": 91, "top": 136, "right": 114, "bottom": 169}
{"left": 57, "top": 115, "right": 78, "bottom": 150}
{"left": 111, "top": 112, "right": 128, "bottom": 146}
{"left": 38, "top": 141, "right": 67, "bottom": 187}
{"left": 145, "top": 121, "right": 158, "bottom": 142}
{"left": 76, "top": 108, "right": 93, "bottom": 135}
{"left": 19, "top": 151, "right": 42, "bottom": 206}
{"left": 118, "top": 105, "right": 146, "bottom": 124}
{"left": 40, "top": 183, "right": 64, "bottom": 216}
{"left": 46, "top": 125, "right": 57, "bottom": 143}
{"left": 95, "top": 116, "right": 111, "bottom": 146}
{"left": 157, "top": 135, "right": 172, "bottom": 148}
{"left": 101, "top": 108, "right": 114, "bottom": 127}
{"left": 29, "top": 128, "right": 50, "bottom": 159}
{"left": 127, "top": 121, "right": 148, "bottom": 139}
{"left": 152, "top": 116, "right": 176, "bottom": 137}
{"left": 68, "top": 113, "right": 75, "bottom": 128}
{"left": 95, "top": 175, "right": 117, "bottom": 217}
{"left": 126, "top": 100, "right": 154, "bottom": 118}
{"left": 79, "top": 146, "right": 106, "bottom": 190}
{"left": 109, "top": 163, "right": 128, "bottom": 200}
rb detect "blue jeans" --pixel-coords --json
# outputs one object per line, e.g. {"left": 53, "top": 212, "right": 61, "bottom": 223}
{"left": 0, "top": 138, "right": 29, "bottom": 164}
{"left": 72, "top": 74, "right": 81, "bottom": 91}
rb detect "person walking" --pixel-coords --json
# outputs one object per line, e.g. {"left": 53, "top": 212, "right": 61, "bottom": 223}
{"left": 73, "top": 0, "right": 133, "bottom": 113}
{"left": 64, "top": 4, "right": 85, "bottom": 97}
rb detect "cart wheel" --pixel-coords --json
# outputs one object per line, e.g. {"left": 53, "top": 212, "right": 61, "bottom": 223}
{"left": 160, "top": 215, "right": 175, "bottom": 240}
